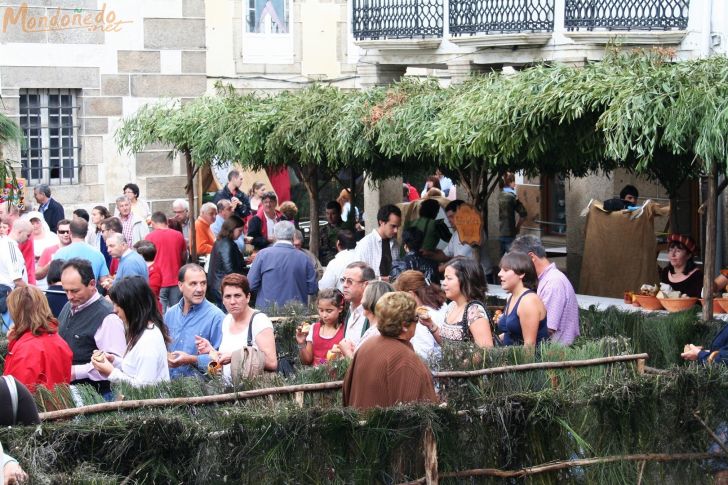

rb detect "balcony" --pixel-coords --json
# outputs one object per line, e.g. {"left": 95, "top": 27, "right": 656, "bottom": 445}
{"left": 564, "top": 0, "right": 690, "bottom": 44}
{"left": 352, "top": 0, "right": 690, "bottom": 49}
{"left": 352, "top": 0, "right": 444, "bottom": 49}
{"left": 449, "top": 0, "right": 554, "bottom": 47}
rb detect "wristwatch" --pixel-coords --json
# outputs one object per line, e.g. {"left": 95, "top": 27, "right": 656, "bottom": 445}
{"left": 297, "top": 342, "right": 306, "bottom": 349}
{"left": 429, "top": 324, "right": 439, "bottom": 334}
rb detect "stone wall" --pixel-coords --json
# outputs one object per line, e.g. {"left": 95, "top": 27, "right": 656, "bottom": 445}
{"left": 0, "top": 0, "right": 206, "bottom": 213}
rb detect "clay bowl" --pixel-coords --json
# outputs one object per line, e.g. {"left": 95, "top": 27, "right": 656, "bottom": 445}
{"left": 633, "top": 294, "right": 664, "bottom": 311}
{"left": 659, "top": 297, "right": 699, "bottom": 313}
{"left": 700, "top": 298, "right": 727, "bottom": 314}
{"left": 717, "top": 298, "right": 728, "bottom": 314}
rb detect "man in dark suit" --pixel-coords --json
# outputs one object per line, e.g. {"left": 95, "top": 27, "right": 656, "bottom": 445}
{"left": 34, "top": 183, "right": 65, "bottom": 233}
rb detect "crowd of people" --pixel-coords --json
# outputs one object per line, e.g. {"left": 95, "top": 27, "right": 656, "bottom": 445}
{"left": 0, "top": 169, "right": 724, "bottom": 436}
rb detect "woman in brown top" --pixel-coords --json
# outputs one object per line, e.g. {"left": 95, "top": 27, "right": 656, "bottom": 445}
{"left": 342, "top": 292, "right": 438, "bottom": 410}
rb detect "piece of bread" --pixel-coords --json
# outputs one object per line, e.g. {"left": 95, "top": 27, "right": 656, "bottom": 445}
{"left": 416, "top": 306, "right": 430, "bottom": 319}
{"left": 300, "top": 323, "right": 311, "bottom": 334}
{"left": 92, "top": 350, "right": 105, "bottom": 363}
{"left": 326, "top": 344, "right": 341, "bottom": 361}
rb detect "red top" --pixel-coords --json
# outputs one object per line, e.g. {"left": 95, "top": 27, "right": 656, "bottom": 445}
{"left": 18, "top": 238, "right": 36, "bottom": 285}
{"left": 407, "top": 183, "right": 420, "bottom": 202}
{"left": 311, "top": 321, "right": 345, "bottom": 366}
{"left": 146, "top": 228, "right": 187, "bottom": 287}
{"left": 148, "top": 262, "right": 163, "bottom": 312}
{"left": 37, "top": 244, "right": 60, "bottom": 268}
{"left": 4, "top": 327, "right": 73, "bottom": 393}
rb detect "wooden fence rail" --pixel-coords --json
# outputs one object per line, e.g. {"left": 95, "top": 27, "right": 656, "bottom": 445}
{"left": 38, "top": 353, "right": 648, "bottom": 421}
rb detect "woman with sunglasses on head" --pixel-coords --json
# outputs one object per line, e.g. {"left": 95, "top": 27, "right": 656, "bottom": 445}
{"left": 660, "top": 234, "right": 703, "bottom": 298}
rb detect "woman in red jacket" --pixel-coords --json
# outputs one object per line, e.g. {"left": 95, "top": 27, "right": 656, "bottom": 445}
{"left": 3, "top": 286, "right": 72, "bottom": 393}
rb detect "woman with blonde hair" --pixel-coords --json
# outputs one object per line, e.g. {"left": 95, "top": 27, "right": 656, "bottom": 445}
{"left": 3, "top": 286, "right": 72, "bottom": 393}
{"left": 337, "top": 188, "right": 359, "bottom": 223}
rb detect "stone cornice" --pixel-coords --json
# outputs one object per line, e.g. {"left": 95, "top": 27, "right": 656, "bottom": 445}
{"left": 564, "top": 30, "right": 687, "bottom": 45}
{"left": 449, "top": 33, "right": 552, "bottom": 48}
{"left": 354, "top": 38, "right": 442, "bottom": 50}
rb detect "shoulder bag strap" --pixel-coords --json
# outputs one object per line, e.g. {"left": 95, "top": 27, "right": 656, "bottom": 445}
{"left": 247, "top": 311, "right": 260, "bottom": 347}
{"left": 3, "top": 375, "right": 18, "bottom": 425}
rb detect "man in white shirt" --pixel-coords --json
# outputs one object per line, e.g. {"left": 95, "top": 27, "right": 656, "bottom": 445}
{"left": 353, "top": 204, "right": 401, "bottom": 279}
{"left": 0, "top": 219, "right": 32, "bottom": 328}
{"left": 0, "top": 219, "right": 31, "bottom": 291}
{"left": 340, "top": 261, "right": 376, "bottom": 346}
{"left": 319, "top": 230, "right": 358, "bottom": 291}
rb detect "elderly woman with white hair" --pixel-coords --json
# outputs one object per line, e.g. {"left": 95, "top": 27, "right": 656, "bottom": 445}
{"left": 248, "top": 221, "right": 318, "bottom": 310}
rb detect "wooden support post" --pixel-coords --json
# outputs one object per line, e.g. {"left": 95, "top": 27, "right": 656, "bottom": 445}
{"left": 294, "top": 391, "right": 305, "bottom": 408}
{"left": 422, "top": 425, "right": 438, "bottom": 485}
{"left": 636, "top": 359, "right": 645, "bottom": 375}
{"left": 702, "top": 159, "right": 718, "bottom": 322}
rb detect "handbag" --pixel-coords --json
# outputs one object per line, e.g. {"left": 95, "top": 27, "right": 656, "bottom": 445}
{"left": 460, "top": 300, "right": 503, "bottom": 346}
{"left": 229, "top": 312, "right": 297, "bottom": 382}
{"left": 230, "top": 312, "right": 266, "bottom": 383}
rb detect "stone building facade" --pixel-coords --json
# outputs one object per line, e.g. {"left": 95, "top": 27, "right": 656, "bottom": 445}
{"left": 0, "top": 0, "right": 208, "bottom": 213}
{"left": 0, "top": 0, "right": 725, "bottom": 286}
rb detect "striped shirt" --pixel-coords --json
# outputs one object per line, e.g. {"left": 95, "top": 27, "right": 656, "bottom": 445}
{"left": 0, "top": 237, "right": 27, "bottom": 287}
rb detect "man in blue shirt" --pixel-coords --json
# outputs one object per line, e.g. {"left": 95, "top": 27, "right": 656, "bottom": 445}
{"left": 165, "top": 264, "right": 224, "bottom": 379}
{"left": 248, "top": 220, "right": 318, "bottom": 310}
{"left": 52, "top": 219, "right": 109, "bottom": 282}
{"left": 105, "top": 232, "right": 148, "bottom": 287}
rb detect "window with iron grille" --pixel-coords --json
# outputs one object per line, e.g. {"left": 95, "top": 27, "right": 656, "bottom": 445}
{"left": 18, "top": 89, "right": 79, "bottom": 185}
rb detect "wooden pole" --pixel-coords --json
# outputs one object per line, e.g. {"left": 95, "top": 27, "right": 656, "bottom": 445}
{"left": 398, "top": 452, "right": 726, "bottom": 484}
{"left": 702, "top": 159, "right": 718, "bottom": 322}
{"left": 40, "top": 354, "right": 649, "bottom": 421}
{"left": 184, "top": 149, "right": 198, "bottom": 262}
{"left": 422, "top": 425, "right": 438, "bottom": 485}
{"left": 39, "top": 381, "right": 344, "bottom": 421}
{"left": 432, "top": 353, "right": 649, "bottom": 378}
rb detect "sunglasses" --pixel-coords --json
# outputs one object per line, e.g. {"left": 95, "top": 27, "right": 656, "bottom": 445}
{"left": 57, "top": 230, "right": 70, "bottom": 234}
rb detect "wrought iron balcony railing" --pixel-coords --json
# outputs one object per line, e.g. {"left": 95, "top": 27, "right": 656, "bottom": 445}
{"left": 351, "top": 0, "right": 690, "bottom": 42}
{"left": 352, "top": 0, "right": 444, "bottom": 40}
{"left": 565, "top": 0, "right": 689, "bottom": 31}
{"left": 450, "top": 0, "right": 555, "bottom": 36}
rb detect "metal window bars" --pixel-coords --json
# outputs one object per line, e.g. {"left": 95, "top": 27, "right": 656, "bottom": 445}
{"left": 352, "top": 0, "right": 444, "bottom": 40}
{"left": 450, "top": 0, "right": 555, "bottom": 36}
{"left": 19, "top": 89, "right": 79, "bottom": 185}
{"left": 564, "top": 0, "right": 689, "bottom": 31}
